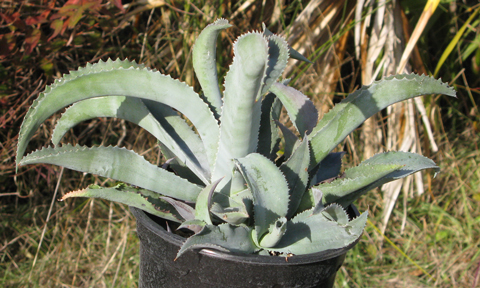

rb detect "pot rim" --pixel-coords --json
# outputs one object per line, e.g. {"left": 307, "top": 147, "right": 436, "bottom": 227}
{"left": 131, "top": 205, "right": 361, "bottom": 266}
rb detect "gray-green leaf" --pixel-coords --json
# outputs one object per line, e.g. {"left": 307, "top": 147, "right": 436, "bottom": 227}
{"left": 176, "top": 224, "right": 256, "bottom": 259}
{"left": 193, "top": 18, "right": 232, "bottom": 117}
{"left": 270, "top": 82, "right": 318, "bottom": 136}
{"left": 272, "top": 209, "right": 367, "bottom": 255}
{"left": 214, "top": 32, "right": 269, "bottom": 188}
{"left": 234, "top": 153, "right": 289, "bottom": 242}
{"left": 16, "top": 59, "right": 219, "bottom": 174}
{"left": 60, "top": 184, "right": 184, "bottom": 223}
{"left": 280, "top": 135, "right": 310, "bottom": 218}
{"left": 52, "top": 96, "right": 211, "bottom": 184}
{"left": 309, "top": 74, "right": 456, "bottom": 169}
{"left": 20, "top": 144, "right": 201, "bottom": 202}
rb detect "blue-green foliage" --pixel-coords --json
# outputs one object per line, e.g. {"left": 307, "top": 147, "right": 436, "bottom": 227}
{"left": 16, "top": 19, "right": 456, "bottom": 259}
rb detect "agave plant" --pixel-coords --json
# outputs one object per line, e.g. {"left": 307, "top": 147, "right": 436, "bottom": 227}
{"left": 16, "top": 19, "right": 456, "bottom": 259}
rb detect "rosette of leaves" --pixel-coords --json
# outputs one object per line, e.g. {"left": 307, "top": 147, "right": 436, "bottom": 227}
{"left": 16, "top": 19, "right": 456, "bottom": 258}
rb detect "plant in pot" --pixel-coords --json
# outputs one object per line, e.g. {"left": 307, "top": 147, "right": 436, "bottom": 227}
{"left": 16, "top": 19, "right": 456, "bottom": 287}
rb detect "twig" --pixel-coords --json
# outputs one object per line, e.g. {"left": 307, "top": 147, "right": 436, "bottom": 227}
{"left": 111, "top": 226, "right": 129, "bottom": 288}
{"left": 140, "top": 8, "right": 155, "bottom": 61}
{"left": 0, "top": 191, "right": 33, "bottom": 198}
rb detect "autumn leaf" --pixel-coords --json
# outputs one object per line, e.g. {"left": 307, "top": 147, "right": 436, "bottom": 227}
{"left": 48, "top": 19, "right": 64, "bottom": 42}
{"left": 25, "top": 29, "right": 42, "bottom": 54}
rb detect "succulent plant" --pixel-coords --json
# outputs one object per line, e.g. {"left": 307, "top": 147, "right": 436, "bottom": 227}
{"left": 16, "top": 19, "right": 456, "bottom": 259}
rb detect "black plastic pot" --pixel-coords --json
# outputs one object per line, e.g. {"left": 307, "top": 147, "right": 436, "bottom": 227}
{"left": 131, "top": 206, "right": 360, "bottom": 288}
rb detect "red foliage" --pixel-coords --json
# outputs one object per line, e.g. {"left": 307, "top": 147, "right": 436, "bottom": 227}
{"left": 0, "top": 0, "right": 124, "bottom": 59}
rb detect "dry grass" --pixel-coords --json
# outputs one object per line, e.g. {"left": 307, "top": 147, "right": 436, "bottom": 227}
{"left": 338, "top": 129, "right": 480, "bottom": 287}
{"left": 1, "top": 0, "right": 479, "bottom": 287}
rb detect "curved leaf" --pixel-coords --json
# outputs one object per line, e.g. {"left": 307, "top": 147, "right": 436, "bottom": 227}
{"left": 234, "top": 153, "right": 289, "bottom": 242}
{"left": 214, "top": 32, "right": 269, "bottom": 188}
{"left": 142, "top": 98, "right": 211, "bottom": 182}
{"left": 52, "top": 96, "right": 211, "bottom": 184}
{"left": 279, "top": 135, "right": 310, "bottom": 218}
{"left": 159, "top": 196, "right": 195, "bottom": 221}
{"left": 320, "top": 151, "right": 440, "bottom": 207}
{"left": 257, "top": 93, "right": 281, "bottom": 160}
{"left": 273, "top": 209, "right": 367, "bottom": 255}
{"left": 270, "top": 82, "right": 318, "bottom": 135}
{"left": 262, "top": 23, "right": 312, "bottom": 64}
{"left": 176, "top": 224, "right": 256, "bottom": 259}
{"left": 360, "top": 151, "right": 440, "bottom": 178}
{"left": 261, "top": 34, "right": 289, "bottom": 95}
{"left": 321, "top": 203, "right": 349, "bottom": 226}
{"left": 193, "top": 18, "right": 232, "bottom": 116}
{"left": 19, "top": 144, "right": 201, "bottom": 202}
{"left": 177, "top": 219, "right": 206, "bottom": 234}
{"left": 60, "top": 184, "right": 184, "bottom": 223}
{"left": 317, "top": 163, "right": 403, "bottom": 207}
{"left": 194, "top": 178, "right": 223, "bottom": 225}
{"left": 309, "top": 74, "right": 456, "bottom": 169}
{"left": 258, "top": 217, "right": 287, "bottom": 248}
{"left": 210, "top": 191, "right": 250, "bottom": 225}
{"left": 16, "top": 59, "right": 219, "bottom": 173}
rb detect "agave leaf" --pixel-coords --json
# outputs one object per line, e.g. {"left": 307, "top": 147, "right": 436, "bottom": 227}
{"left": 296, "top": 152, "right": 345, "bottom": 213}
{"left": 310, "top": 152, "right": 345, "bottom": 186}
{"left": 193, "top": 18, "right": 232, "bottom": 117}
{"left": 60, "top": 184, "right": 184, "bottom": 223}
{"left": 261, "top": 35, "right": 289, "bottom": 95}
{"left": 194, "top": 178, "right": 223, "bottom": 225}
{"left": 299, "top": 163, "right": 403, "bottom": 211}
{"left": 234, "top": 153, "right": 289, "bottom": 243}
{"left": 288, "top": 48, "right": 313, "bottom": 64}
{"left": 296, "top": 187, "right": 323, "bottom": 215}
{"left": 328, "top": 151, "right": 440, "bottom": 207}
{"left": 257, "top": 93, "right": 281, "bottom": 160}
{"left": 360, "top": 151, "right": 440, "bottom": 178}
{"left": 262, "top": 23, "right": 312, "bottom": 64}
{"left": 16, "top": 59, "right": 219, "bottom": 173}
{"left": 19, "top": 144, "right": 201, "bottom": 202}
{"left": 159, "top": 196, "right": 195, "bottom": 221}
{"left": 317, "top": 163, "right": 403, "bottom": 207}
{"left": 310, "top": 188, "right": 325, "bottom": 215}
{"left": 176, "top": 224, "right": 256, "bottom": 259}
{"left": 210, "top": 202, "right": 250, "bottom": 225}
{"left": 257, "top": 217, "right": 287, "bottom": 248}
{"left": 209, "top": 190, "right": 250, "bottom": 225}
{"left": 279, "top": 135, "right": 310, "bottom": 218}
{"left": 214, "top": 32, "right": 269, "bottom": 188}
{"left": 309, "top": 74, "right": 456, "bottom": 169}
{"left": 320, "top": 203, "right": 349, "bottom": 226}
{"left": 320, "top": 152, "right": 440, "bottom": 207}
{"left": 142, "top": 99, "right": 211, "bottom": 182}
{"left": 270, "top": 82, "right": 318, "bottom": 136}
{"left": 158, "top": 143, "right": 204, "bottom": 186}
{"left": 272, "top": 209, "right": 368, "bottom": 255}
{"left": 52, "top": 96, "right": 210, "bottom": 184}
{"left": 177, "top": 219, "right": 206, "bottom": 234}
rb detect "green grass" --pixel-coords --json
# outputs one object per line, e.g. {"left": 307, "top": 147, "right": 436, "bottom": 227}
{"left": 1, "top": 0, "right": 479, "bottom": 287}
{"left": 337, "top": 131, "right": 480, "bottom": 287}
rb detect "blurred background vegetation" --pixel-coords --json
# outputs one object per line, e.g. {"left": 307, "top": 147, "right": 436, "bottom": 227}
{"left": 1, "top": 0, "right": 479, "bottom": 287}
